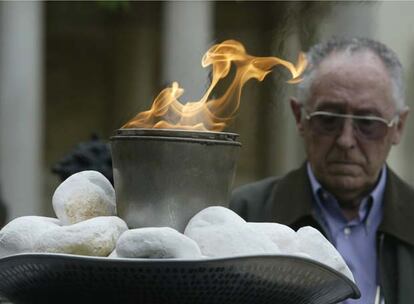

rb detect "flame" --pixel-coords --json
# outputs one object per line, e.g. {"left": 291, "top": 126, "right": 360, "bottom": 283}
{"left": 122, "top": 40, "right": 307, "bottom": 131}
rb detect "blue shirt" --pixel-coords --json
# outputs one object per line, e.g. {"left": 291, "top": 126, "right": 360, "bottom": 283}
{"left": 307, "top": 163, "right": 385, "bottom": 304}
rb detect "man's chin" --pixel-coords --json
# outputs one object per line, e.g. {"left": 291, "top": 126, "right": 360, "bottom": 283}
{"left": 327, "top": 162, "right": 362, "bottom": 175}
{"left": 325, "top": 175, "right": 362, "bottom": 193}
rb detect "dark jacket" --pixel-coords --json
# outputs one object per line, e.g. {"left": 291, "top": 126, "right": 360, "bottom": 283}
{"left": 0, "top": 200, "right": 6, "bottom": 228}
{"left": 230, "top": 164, "right": 414, "bottom": 304}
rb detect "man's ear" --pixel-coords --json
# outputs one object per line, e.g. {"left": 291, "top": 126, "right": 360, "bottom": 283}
{"left": 392, "top": 107, "right": 410, "bottom": 145}
{"left": 290, "top": 97, "right": 305, "bottom": 136}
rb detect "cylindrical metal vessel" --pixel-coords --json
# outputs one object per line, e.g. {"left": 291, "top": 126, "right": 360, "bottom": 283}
{"left": 110, "top": 128, "right": 241, "bottom": 232}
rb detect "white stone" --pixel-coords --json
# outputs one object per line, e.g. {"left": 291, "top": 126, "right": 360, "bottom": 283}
{"left": 184, "top": 206, "right": 280, "bottom": 257}
{"left": 108, "top": 249, "right": 119, "bottom": 258}
{"left": 34, "top": 216, "right": 128, "bottom": 257}
{"left": 247, "top": 222, "right": 300, "bottom": 255}
{"left": 52, "top": 170, "right": 116, "bottom": 225}
{"left": 188, "top": 206, "right": 247, "bottom": 226}
{"left": 291, "top": 252, "right": 312, "bottom": 259}
{"left": 296, "top": 226, "right": 355, "bottom": 281}
{"left": 116, "top": 227, "right": 202, "bottom": 259}
{"left": 0, "top": 216, "right": 60, "bottom": 258}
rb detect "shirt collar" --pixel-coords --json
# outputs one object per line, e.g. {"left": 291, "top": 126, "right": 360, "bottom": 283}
{"left": 307, "top": 162, "right": 385, "bottom": 229}
{"left": 268, "top": 162, "right": 414, "bottom": 246}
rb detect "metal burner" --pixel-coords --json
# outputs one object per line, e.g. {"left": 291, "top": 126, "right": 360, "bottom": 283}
{"left": 110, "top": 128, "right": 241, "bottom": 232}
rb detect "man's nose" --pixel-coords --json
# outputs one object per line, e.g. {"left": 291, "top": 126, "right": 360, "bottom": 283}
{"left": 335, "top": 118, "right": 356, "bottom": 149}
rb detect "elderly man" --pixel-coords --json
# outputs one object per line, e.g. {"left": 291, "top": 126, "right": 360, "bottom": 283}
{"left": 231, "top": 37, "right": 414, "bottom": 304}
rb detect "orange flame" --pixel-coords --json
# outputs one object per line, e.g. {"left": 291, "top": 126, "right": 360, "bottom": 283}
{"left": 122, "top": 39, "right": 307, "bottom": 131}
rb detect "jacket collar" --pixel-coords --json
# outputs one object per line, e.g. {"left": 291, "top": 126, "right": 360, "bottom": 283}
{"left": 270, "top": 163, "right": 414, "bottom": 246}
{"left": 270, "top": 163, "right": 315, "bottom": 226}
{"left": 379, "top": 167, "right": 414, "bottom": 246}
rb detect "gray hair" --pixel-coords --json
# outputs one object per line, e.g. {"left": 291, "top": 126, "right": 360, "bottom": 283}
{"left": 297, "top": 37, "right": 406, "bottom": 112}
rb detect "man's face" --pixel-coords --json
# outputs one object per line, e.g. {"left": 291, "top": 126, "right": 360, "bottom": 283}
{"left": 292, "top": 50, "right": 408, "bottom": 201}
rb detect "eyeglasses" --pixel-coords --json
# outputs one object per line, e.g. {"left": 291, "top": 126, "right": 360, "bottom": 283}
{"left": 304, "top": 110, "right": 399, "bottom": 140}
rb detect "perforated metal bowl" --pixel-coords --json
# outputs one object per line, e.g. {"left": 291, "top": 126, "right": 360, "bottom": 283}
{"left": 0, "top": 253, "right": 359, "bottom": 304}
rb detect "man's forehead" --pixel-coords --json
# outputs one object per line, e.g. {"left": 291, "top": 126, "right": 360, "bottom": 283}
{"left": 308, "top": 50, "right": 395, "bottom": 114}
{"left": 313, "top": 100, "right": 388, "bottom": 115}
{"left": 313, "top": 49, "right": 392, "bottom": 86}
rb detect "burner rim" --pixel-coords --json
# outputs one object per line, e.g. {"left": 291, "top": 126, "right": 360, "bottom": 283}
{"left": 112, "top": 128, "right": 240, "bottom": 143}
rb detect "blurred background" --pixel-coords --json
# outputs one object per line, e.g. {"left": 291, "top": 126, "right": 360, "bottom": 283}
{"left": 1, "top": 1, "right": 414, "bottom": 222}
